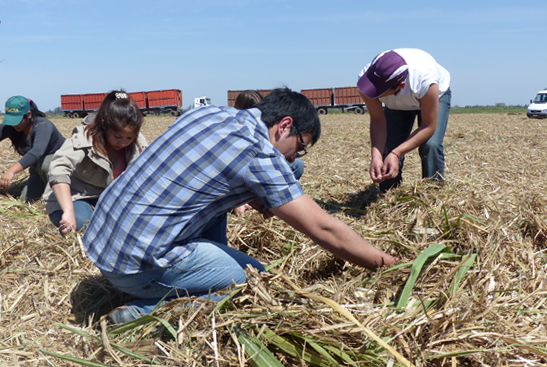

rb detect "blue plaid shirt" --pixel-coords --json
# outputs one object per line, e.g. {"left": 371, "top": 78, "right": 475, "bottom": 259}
{"left": 82, "top": 106, "right": 304, "bottom": 274}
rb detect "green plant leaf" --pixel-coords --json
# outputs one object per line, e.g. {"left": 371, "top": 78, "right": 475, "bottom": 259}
{"left": 261, "top": 329, "right": 338, "bottom": 366}
{"left": 449, "top": 254, "right": 477, "bottom": 297}
{"left": 397, "top": 243, "right": 452, "bottom": 309}
{"left": 208, "top": 284, "right": 245, "bottom": 317}
{"left": 0, "top": 200, "right": 45, "bottom": 217}
{"left": 108, "top": 315, "right": 159, "bottom": 336}
{"left": 40, "top": 349, "right": 113, "bottom": 367}
{"left": 234, "top": 327, "right": 284, "bottom": 367}
{"left": 320, "top": 344, "right": 359, "bottom": 366}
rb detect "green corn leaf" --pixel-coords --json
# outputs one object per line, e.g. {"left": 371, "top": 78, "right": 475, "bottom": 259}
{"left": 234, "top": 327, "right": 284, "bottom": 367}
{"left": 397, "top": 243, "right": 452, "bottom": 309}
{"left": 108, "top": 315, "right": 160, "bottom": 336}
{"left": 0, "top": 200, "right": 45, "bottom": 217}
{"left": 40, "top": 349, "right": 113, "bottom": 367}
{"left": 151, "top": 315, "right": 178, "bottom": 339}
{"left": 208, "top": 284, "right": 246, "bottom": 317}
{"left": 306, "top": 340, "right": 342, "bottom": 366}
{"left": 261, "top": 329, "right": 338, "bottom": 366}
{"left": 449, "top": 254, "right": 477, "bottom": 297}
{"left": 320, "top": 344, "right": 359, "bottom": 366}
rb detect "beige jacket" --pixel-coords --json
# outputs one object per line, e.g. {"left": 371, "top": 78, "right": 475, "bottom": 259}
{"left": 43, "top": 125, "right": 148, "bottom": 214}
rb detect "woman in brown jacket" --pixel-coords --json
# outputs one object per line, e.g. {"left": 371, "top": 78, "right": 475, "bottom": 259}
{"left": 43, "top": 90, "right": 147, "bottom": 233}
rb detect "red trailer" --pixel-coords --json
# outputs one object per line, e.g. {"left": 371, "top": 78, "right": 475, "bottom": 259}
{"left": 60, "top": 94, "right": 84, "bottom": 118}
{"left": 334, "top": 87, "right": 363, "bottom": 105}
{"left": 61, "top": 89, "right": 183, "bottom": 118}
{"left": 128, "top": 91, "right": 147, "bottom": 110}
{"left": 227, "top": 87, "right": 366, "bottom": 115}
{"left": 83, "top": 93, "right": 108, "bottom": 111}
{"left": 301, "top": 88, "right": 333, "bottom": 112}
{"left": 147, "top": 89, "right": 183, "bottom": 116}
{"left": 301, "top": 86, "right": 366, "bottom": 115}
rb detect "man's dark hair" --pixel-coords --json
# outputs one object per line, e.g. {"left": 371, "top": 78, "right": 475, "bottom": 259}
{"left": 256, "top": 88, "right": 321, "bottom": 146}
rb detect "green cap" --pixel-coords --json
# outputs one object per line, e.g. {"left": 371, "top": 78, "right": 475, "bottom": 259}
{"left": 3, "top": 96, "right": 31, "bottom": 126}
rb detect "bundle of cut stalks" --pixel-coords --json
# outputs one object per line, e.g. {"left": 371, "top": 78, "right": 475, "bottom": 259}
{"left": 1, "top": 113, "right": 546, "bottom": 366}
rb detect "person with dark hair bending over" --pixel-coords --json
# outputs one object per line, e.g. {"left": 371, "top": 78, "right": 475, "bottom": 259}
{"left": 0, "top": 96, "right": 65, "bottom": 202}
{"left": 233, "top": 90, "right": 305, "bottom": 216}
{"left": 81, "top": 87, "right": 398, "bottom": 323}
{"left": 42, "top": 90, "right": 148, "bottom": 233}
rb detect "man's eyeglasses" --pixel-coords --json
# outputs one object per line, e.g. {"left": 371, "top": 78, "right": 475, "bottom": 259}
{"left": 293, "top": 125, "right": 308, "bottom": 158}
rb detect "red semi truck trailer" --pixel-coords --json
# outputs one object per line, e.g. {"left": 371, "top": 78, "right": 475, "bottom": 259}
{"left": 300, "top": 86, "right": 366, "bottom": 115}
{"left": 61, "top": 89, "right": 183, "bottom": 118}
{"left": 227, "top": 87, "right": 366, "bottom": 115}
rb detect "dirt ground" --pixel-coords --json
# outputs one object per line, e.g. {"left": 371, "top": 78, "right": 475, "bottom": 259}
{"left": 1, "top": 111, "right": 546, "bottom": 366}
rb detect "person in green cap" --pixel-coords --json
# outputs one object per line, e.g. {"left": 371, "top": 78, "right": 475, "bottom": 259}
{"left": 1, "top": 96, "right": 65, "bottom": 202}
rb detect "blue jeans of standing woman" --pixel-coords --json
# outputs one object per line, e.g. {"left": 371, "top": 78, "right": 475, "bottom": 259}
{"left": 102, "top": 213, "right": 265, "bottom": 321}
{"left": 379, "top": 88, "right": 451, "bottom": 192}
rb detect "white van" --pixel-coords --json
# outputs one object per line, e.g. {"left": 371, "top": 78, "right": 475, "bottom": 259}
{"left": 527, "top": 89, "right": 547, "bottom": 119}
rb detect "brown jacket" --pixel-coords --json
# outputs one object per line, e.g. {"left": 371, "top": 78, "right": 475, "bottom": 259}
{"left": 42, "top": 125, "right": 147, "bottom": 214}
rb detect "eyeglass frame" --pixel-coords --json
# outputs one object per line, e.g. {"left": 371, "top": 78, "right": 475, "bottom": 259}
{"left": 292, "top": 124, "right": 308, "bottom": 158}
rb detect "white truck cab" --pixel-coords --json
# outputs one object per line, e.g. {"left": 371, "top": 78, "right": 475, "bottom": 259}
{"left": 194, "top": 96, "right": 212, "bottom": 108}
{"left": 527, "top": 89, "right": 547, "bottom": 119}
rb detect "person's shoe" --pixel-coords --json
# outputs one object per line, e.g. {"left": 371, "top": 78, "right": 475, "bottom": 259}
{"left": 108, "top": 306, "right": 142, "bottom": 324}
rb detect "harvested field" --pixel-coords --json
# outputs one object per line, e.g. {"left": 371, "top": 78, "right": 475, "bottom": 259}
{"left": 1, "top": 112, "right": 546, "bottom": 366}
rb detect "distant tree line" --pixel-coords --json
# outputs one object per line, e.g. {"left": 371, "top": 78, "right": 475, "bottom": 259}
{"left": 45, "top": 107, "right": 64, "bottom": 116}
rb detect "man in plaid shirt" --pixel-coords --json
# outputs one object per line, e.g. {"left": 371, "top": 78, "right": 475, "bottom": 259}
{"left": 82, "top": 88, "right": 397, "bottom": 323}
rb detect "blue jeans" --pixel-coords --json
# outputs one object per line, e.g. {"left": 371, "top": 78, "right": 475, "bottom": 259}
{"left": 290, "top": 158, "right": 305, "bottom": 180}
{"left": 380, "top": 88, "right": 451, "bottom": 192}
{"left": 49, "top": 198, "right": 98, "bottom": 231}
{"left": 101, "top": 213, "right": 265, "bottom": 316}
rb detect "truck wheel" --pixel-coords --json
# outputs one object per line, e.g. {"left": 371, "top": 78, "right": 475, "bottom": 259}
{"left": 317, "top": 108, "right": 328, "bottom": 115}
{"left": 169, "top": 110, "right": 178, "bottom": 117}
{"left": 354, "top": 107, "right": 365, "bottom": 115}
{"left": 72, "top": 112, "right": 80, "bottom": 119}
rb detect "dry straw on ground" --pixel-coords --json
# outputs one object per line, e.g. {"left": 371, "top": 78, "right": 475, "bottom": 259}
{"left": 1, "top": 112, "right": 546, "bottom": 366}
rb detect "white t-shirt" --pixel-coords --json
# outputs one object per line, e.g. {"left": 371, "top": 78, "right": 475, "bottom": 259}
{"left": 358, "top": 48, "right": 450, "bottom": 111}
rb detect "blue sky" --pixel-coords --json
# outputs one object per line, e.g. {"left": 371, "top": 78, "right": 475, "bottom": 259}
{"left": 1, "top": 1, "right": 546, "bottom": 111}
